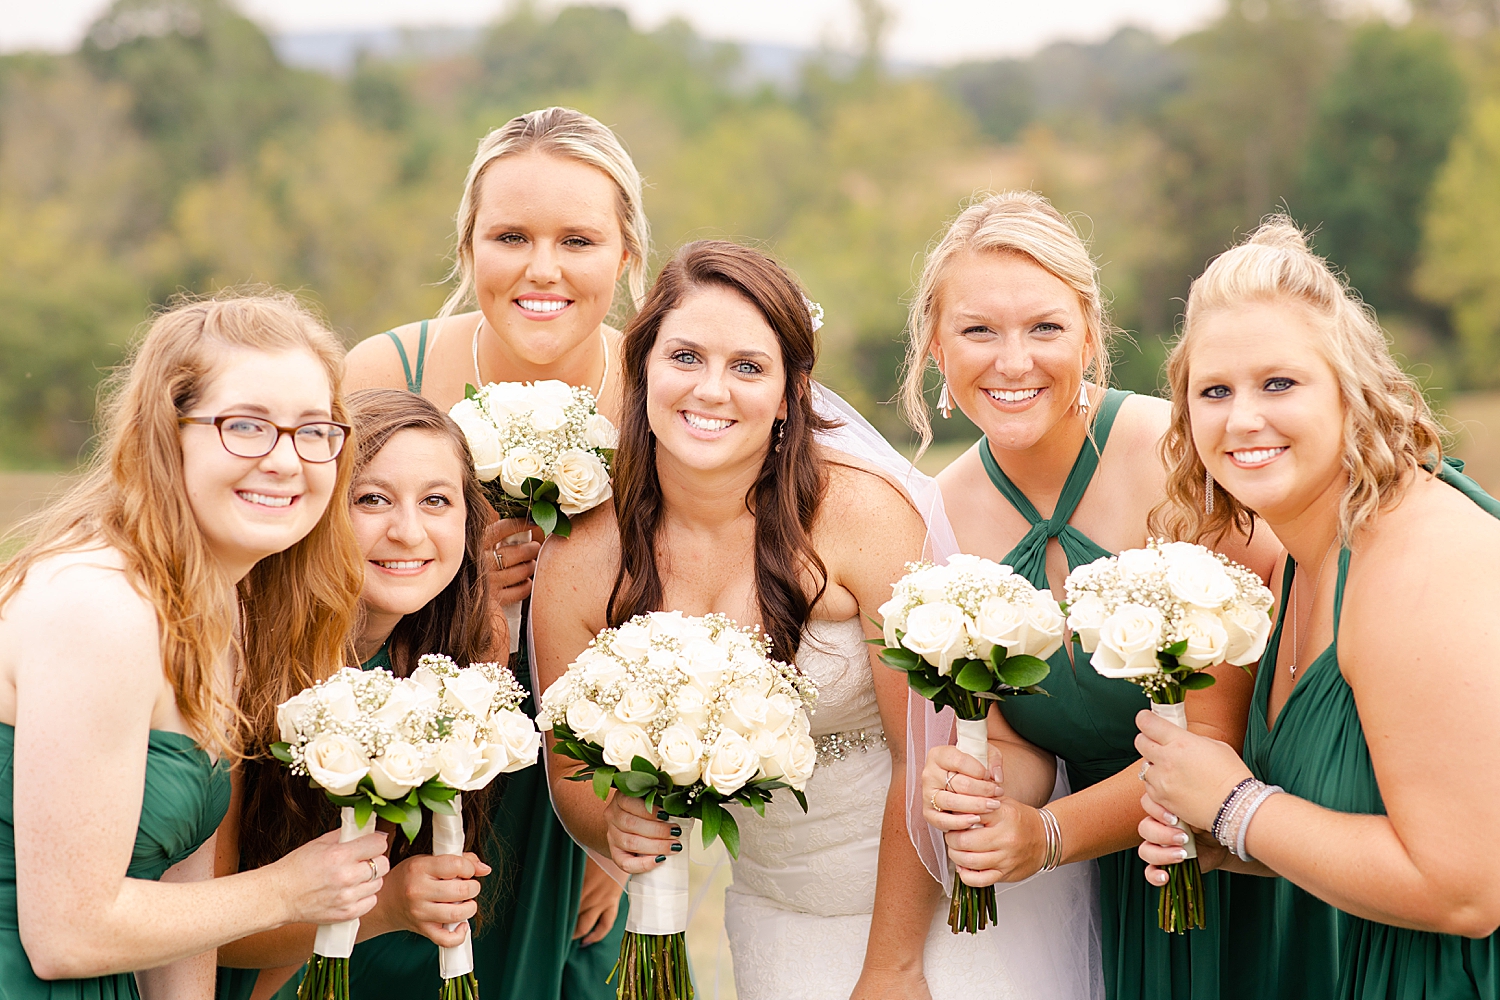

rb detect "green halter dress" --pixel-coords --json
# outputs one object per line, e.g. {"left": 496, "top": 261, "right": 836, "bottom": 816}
{"left": 1226, "top": 461, "right": 1500, "bottom": 1000}
{"left": 241, "top": 328, "right": 625, "bottom": 1000}
{"left": 0, "top": 724, "right": 231, "bottom": 998}
{"left": 982, "top": 388, "right": 1225, "bottom": 1000}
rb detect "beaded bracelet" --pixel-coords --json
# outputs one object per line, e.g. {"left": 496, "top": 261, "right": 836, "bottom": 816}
{"left": 1233, "top": 784, "right": 1283, "bottom": 863}
{"left": 1211, "top": 777, "right": 1259, "bottom": 844}
{"left": 1037, "top": 807, "right": 1063, "bottom": 873}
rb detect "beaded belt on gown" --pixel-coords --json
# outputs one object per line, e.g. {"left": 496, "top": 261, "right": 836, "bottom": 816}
{"left": 812, "top": 727, "right": 887, "bottom": 766}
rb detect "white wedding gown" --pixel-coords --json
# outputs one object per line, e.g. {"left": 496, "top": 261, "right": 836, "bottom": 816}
{"left": 723, "top": 617, "right": 1104, "bottom": 1000}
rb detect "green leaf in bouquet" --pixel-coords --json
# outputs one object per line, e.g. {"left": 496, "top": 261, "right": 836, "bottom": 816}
{"left": 662, "top": 789, "right": 690, "bottom": 815}
{"left": 699, "top": 800, "right": 722, "bottom": 846}
{"left": 270, "top": 741, "right": 294, "bottom": 763}
{"left": 631, "top": 755, "right": 662, "bottom": 778}
{"left": 792, "top": 788, "right": 809, "bottom": 813}
{"left": 718, "top": 808, "right": 741, "bottom": 859}
{"left": 1165, "top": 640, "right": 1189, "bottom": 658}
{"left": 418, "top": 781, "right": 459, "bottom": 801}
{"left": 535, "top": 480, "right": 560, "bottom": 503}
{"left": 746, "top": 794, "right": 766, "bottom": 817}
{"left": 420, "top": 794, "right": 458, "bottom": 816}
{"left": 907, "top": 673, "right": 944, "bottom": 700}
{"left": 614, "top": 769, "right": 658, "bottom": 796}
{"left": 879, "top": 646, "right": 920, "bottom": 671}
{"left": 353, "top": 798, "right": 374, "bottom": 830}
{"left": 373, "top": 801, "right": 409, "bottom": 825}
{"left": 1180, "top": 671, "right": 1217, "bottom": 690}
{"left": 955, "top": 659, "right": 993, "bottom": 692}
{"left": 532, "top": 499, "right": 559, "bottom": 537}
{"left": 551, "top": 510, "right": 573, "bottom": 538}
{"left": 592, "top": 766, "right": 617, "bottom": 800}
{"left": 464, "top": 383, "right": 479, "bottom": 400}
{"left": 399, "top": 805, "right": 422, "bottom": 843}
{"left": 998, "top": 654, "right": 1051, "bottom": 689}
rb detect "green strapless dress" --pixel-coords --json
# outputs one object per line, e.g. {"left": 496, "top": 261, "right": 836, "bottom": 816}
{"left": 1227, "top": 461, "right": 1500, "bottom": 1000}
{"left": 985, "top": 389, "right": 1225, "bottom": 1000}
{"left": 0, "top": 723, "right": 230, "bottom": 998}
{"left": 262, "top": 638, "right": 626, "bottom": 1000}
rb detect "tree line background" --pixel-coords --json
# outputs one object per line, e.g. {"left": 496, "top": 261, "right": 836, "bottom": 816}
{"left": 2, "top": 0, "right": 1499, "bottom": 468}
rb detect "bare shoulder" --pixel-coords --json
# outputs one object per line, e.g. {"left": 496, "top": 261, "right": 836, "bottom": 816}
{"left": 1113, "top": 392, "right": 1172, "bottom": 445}
{"left": 346, "top": 313, "right": 475, "bottom": 394}
{"left": 8, "top": 547, "right": 154, "bottom": 631}
{"left": 817, "top": 452, "right": 924, "bottom": 531}
{"left": 534, "top": 501, "right": 620, "bottom": 607}
{"left": 933, "top": 440, "right": 985, "bottom": 495}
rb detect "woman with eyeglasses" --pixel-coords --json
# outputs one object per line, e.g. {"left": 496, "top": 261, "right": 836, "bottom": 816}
{"left": 0, "top": 292, "right": 386, "bottom": 999}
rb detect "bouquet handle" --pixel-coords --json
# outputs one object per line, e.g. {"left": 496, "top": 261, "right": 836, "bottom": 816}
{"left": 431, "top": 794, "right": 474, "bottom": 979}
{"left": 312, "top": 807, "right": 379, "bottom": 959}
{"left": 1147, "top": 701, "right": 1197, "bottom": 860}
{"left": 624, "top": 817, "right": 694, "bottom": 935}
{"left": 953, "top": 717, "right": 990, "bottom": 774}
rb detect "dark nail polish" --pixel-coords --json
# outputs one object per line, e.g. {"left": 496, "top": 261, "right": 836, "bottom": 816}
{"left": 670, "top": 825, "right": 682, "bottom": 837}
{"left": 670, "top": 842, "right": 683, "bottom": 853}
{"left": 654, "top": 855, "right": 666, "bottom": 864}
{"left": 657, "top": 810, "right": 668, "bottom": 820}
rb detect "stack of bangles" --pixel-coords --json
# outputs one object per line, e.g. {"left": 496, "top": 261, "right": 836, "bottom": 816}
{"left": 1036, "top": 807, "right": 1062, "bottom": 873}
{"left": 1210, "top": 777, "right": 1284, "bottom": 863}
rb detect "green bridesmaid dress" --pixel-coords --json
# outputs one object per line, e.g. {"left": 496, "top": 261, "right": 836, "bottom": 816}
{"left": 1227, "top": 460, "right": 1500, "bottom": 1000}
{"left": 985, "top": 388, "right": 1226, "bottom": 1000}
{"left": 0, "top": 724, "right": 231, "bottom": 998}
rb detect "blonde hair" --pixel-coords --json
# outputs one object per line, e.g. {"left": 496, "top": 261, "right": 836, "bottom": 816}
{"left": 901, "top": 190, "right": 1114, "bottom": 451}
{"left": 1152, "top": 216, "right": 1445, "bottom": 546}
{"left": 439, "top": 106, "right": 651, "bottom": 319}
{"left": 0, "top": 291, "right": 364, "bottom": 759}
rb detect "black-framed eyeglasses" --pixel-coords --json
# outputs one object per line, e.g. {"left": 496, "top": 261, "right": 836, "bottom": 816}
{"left": 178, "top": 414, "right": 351, "bottom": 463}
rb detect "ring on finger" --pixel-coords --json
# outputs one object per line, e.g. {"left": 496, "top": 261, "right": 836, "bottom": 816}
{"left": 366, "top": 858, "right": 380, "bottom": 882}
{"left": 943, "top": 770, "right": 957, "bottom": 792}
{"left": 1138, "top": 759, "right": 1151, "bottom": 780}
{"left": 930, "top": 790, "right": 940, "bottom": 811}
{"left": 493, "top": 541, "right": 505, "bottom": 571}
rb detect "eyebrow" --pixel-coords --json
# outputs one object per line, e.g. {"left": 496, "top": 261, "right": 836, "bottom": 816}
{"left": 219, "top": 403, "right": 333, "bottom": 420}
{"left": 951, "top": 308, "right": 1070, "bottom": 326}
{"left": 353, "top": 476, "right": 460, "bottom": 493}
{"left": 661, "top": 337, "right": 774, "bottom": 363}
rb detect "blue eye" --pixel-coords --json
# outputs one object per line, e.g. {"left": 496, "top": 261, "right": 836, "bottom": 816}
{"left": 733, "top": 360, "right": 763, "bottom": 375}
{"left": 670, "top": 350, "right": 698, "bottom": 365}
{"left": 1265, "top": 377, "right": 1295, "bottom": 392}
{"left": 1201, "top": 385, "right": 1231, "bottom": 399}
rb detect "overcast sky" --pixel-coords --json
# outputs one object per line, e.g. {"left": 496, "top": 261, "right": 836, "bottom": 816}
{"left": 0, "top": 0, "right": 1410, "bottom": 62}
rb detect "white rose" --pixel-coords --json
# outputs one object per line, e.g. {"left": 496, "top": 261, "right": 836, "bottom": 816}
{"left": 480, "top": 381, "right": 531, "bottom": 417}
{"left": 946, "top": 553, "right": 983, "bottom": 569}
{"left": 1176, "top": 609, "right": 1230, "bottom": 669}
{"left": 499, "top": 448, "right": 546, "bottom": 498}
{"left": 409, "top": 663, "right": 444, "bottom": 694}
{"left": 435, "top": 738, "right": 482, "bottom": 789}
{"left": 371, "top": 678, "right": 438, "bottom": 728}
{"left": 655, "top": 724, "right": 704, "bottom": 786}
{"left": 576, "top": 648, "right": 626, "bottom": 690}
{"left": 1222, "top": 602, "right": 1273, "bottom": 667}
{"left": 1019, "top": 592, "right": 1067, "bottom": 660}
{"left": 749, "top": 729, "right": 787, "bottom": 778}
{"left": 762, "top": 692, "right": 797, "bottom": 736}
{"left": 493, "top": 709, "right": 542, "bottom": 770}
{"left": 443, "top": 671, "right": 500, "bottom": 719}
{"left": 530, "top": 404, "right": 568, "bottom": 434}
{"left": 602, "top": 724, "right": 659, "bottom": 769}
{"left": 454, "top": 743, "right": 510, "bottom": 791}
{"left": 612, "top": 689, "right": 662, "bottom": 727}
{"left": 566, "top": 698, "right": 614, "bottom": 741}
{"left": 1163, "top": 548, "right": 1237, "bottom": 609}
{"left": 1116, "top": 548, "right": 1166, "bottom": 579}
{"left": 968, "top": 594, "right": 1026, "bottom": 661}
{"left": 901, "top": 602, "right": 970, "bottom": 676}
{"left": 703, "top": 731, "right": 760, "bottom": 796}
{"left": 449, "top": 398, "right": 504, "bottom": 482}
{"left": 907, "top": 565, "right": 950, "bottom": 605}
{"left": 679, "top": 640, "right": 730, "bottom": 692}
{"left": 1066, "top": 592, "right": 1110, "bottom": 653}
{"left": 583, "top": 413, "right": 619, "bottom": 449}
{"left": 553, "top": 449, "right": 612, "bottom": 515}
{"left": 1091, "top": 603, "right": 1165, "bottom": 679}
{"left": 530, "top": 380, "right": 576, "bottom": 408}
{"left": 779, "top": 732, "right": 817, "bottom": 791}
{"left": 672, "top": 685, "right": 709, "bottom": 733}
{"left": 369, "top": 741, "right": 435, "bottom": 799}
{"left": 877, "top": 595, "right": 906, "bottom": 649}
{"left": 723, "top": 687, "right": 771, "bottom": 736}
{"left": 318, "top": 679, "right": 358, "bottom": 723}
{"left": 276, "top": 690, "right": 317, "bottom": 742}
{"left": 609, "top": 621, "right": 652, "bottom": 662}
{"left": 304, "top": 733, "right": 370, "bottom": 796}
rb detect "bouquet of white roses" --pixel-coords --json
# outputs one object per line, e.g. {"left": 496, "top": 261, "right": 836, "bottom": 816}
{"left": 874, "top": 553, "right": 1064, "bottom": 933}
{"left": 448, "top": 379, "right": 617, "bottom": 537}
{"left": 537, "top": 611, "right": 818, "bottom": 1000}
{"left": 272, "top": 658, "right": 541, "bottom": 1000}
{"left": 1063, "top": 539, "right": 1273, "bottom": 933}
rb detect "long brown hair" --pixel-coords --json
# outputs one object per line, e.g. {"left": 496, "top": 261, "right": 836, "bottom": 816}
{"left": 0, "top": 291, "right": 363, "bottom": 760}
{"left": 239, "top": 389, "right": 499, "bottom": 872}
{"left": 1149, "top": 217, "right": 1445, "bottom": 547}
{"left": 608, "top": 240, "right": 837, "bottom": 660}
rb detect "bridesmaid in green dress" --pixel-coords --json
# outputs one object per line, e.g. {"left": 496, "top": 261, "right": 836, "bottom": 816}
{"left": 1134, "top": 218, "right": 1500, "bottom": 1000}
{"left": 0, "top": 294, "right": 389, "bottom": 998}
{"left": 910, "top": 191, "right": 1279, "bottom": 1000}
{"left": 334, "top": 107, "right": 649, "bottom": 1000}
{"left": 219, "top": 389, "right": 502, "bottom": 998}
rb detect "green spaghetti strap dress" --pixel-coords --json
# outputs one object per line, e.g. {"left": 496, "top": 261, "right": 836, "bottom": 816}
{"left": 984, "top": 388, "right": 1225, "bottom": 1000}
{"left": 0, "top": 724, "right": 231, "bottom": 998}
{"left": 1227, "top": 459, "right": 1499, "bottom": 1000}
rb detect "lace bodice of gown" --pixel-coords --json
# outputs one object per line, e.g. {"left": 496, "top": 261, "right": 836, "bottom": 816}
{"left": 797, "top": 617, "right": 881, "bottom": 738}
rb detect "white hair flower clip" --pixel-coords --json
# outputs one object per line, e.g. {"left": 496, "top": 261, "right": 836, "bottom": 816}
{"left": 803, "top": 296, "right": 825, "bottom": 332}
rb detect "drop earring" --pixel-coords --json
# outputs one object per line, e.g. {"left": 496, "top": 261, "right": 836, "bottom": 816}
{"left": 1077, "top": 381, "right": 1091, "bottom": 413}
{"left": 1204, "top": 468, "right": 1215, "bottom": 516}
{"left": 774, "top": 419, "right": 786, "bottom": 453}
{"left": 937, "top": 380, "right": 953, "bottom": 419}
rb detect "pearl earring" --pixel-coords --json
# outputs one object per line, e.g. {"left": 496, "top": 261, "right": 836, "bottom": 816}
{"left": 1204, "top": 468, "right": 1215, "bottom": 516}
{"left": 937, "top": 380, "right": 953, "bottom": 419}
{"left": 1077, "top": 381, "right": 1090, "bottom": 413}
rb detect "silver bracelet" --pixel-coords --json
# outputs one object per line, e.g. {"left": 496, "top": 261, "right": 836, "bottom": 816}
{"left": 1233, "top": 784, "right": 1283, "bottom": 863}
{"left": 1037, "top": 807, "right": 1062, "bottom": 873}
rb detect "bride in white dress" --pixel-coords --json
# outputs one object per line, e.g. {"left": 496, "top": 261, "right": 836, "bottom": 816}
{"left": 533, "top": 240, "right": 1100, "bottom": 999}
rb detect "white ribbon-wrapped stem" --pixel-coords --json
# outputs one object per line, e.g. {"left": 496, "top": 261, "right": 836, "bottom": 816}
{"left": 312, "top": 807, "right": 379, "bottom": 959}
{"left": 1148, "top": 700, "right": 1197, "bottom": 860}
{"left": 954, "top": 717, "right": 990, "bottom": 772}
{"left": 624, "top": 817, "right": 694, "bottom": 936}
{"left": 432, "top": 793, "right": 474, "bottom": 979}
{"left": 502, "top": 530, "right": 530, "bottom": 655}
